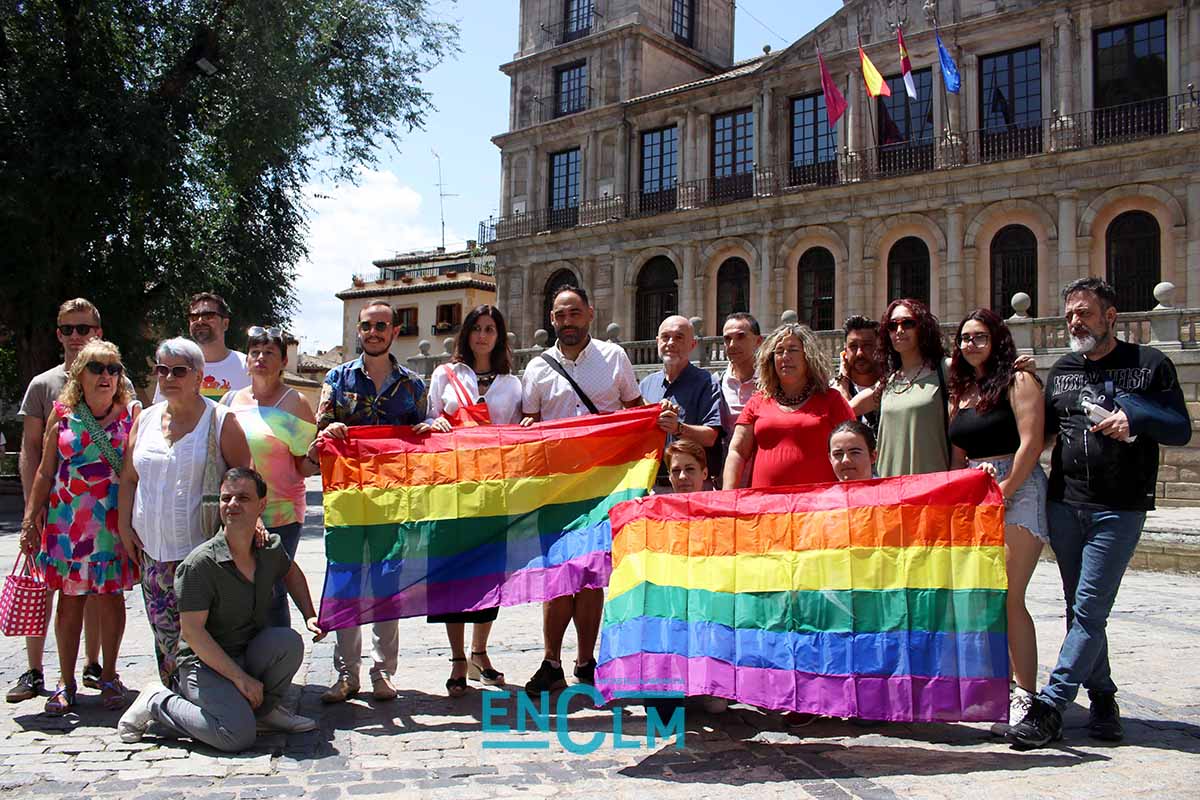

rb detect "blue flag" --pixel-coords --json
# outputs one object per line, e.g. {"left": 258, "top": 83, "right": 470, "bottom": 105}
{"left": 937, "top": 30, "right": 961, "bottom": 94}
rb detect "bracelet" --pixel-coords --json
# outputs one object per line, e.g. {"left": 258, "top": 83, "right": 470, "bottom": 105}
{"left": 675, "top": 419, "right": 684, "bottom": 436}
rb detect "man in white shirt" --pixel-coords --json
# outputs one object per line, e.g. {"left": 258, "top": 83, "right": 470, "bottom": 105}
{"left": 154, "top": 292, "right": 249, "bottom": 402}
{"left": 718, "top": 313, "right": 762, "bottom": 488}
{"left": 520, "top": 285, "right": 642, "bottom": 695}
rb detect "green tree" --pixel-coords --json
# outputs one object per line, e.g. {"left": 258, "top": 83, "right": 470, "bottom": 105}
{"left": 0, "top": 0, "right": 458, "bottom": 385}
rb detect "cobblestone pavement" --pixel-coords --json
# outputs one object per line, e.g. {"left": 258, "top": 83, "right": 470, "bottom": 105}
{"left": 0, "top": 482, "right": 1197, "bottom": 800}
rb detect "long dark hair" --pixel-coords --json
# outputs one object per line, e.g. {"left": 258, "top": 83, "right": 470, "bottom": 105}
{"left": 453, "top": 305, "right": 512, "bottom": 375}
{"left": 877, "top": 298, "right": 945, "bottom": 379}
{"left": 949, "top": 308, "right": 1017, "bottom": 414}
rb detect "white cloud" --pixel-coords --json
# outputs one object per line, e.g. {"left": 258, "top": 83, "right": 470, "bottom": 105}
{"left": 291, "top": 166, "right": 461, "bottom": 352}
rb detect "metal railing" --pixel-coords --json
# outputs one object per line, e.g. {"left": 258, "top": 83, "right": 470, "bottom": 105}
{"left": 481, "top": 91, "right": 1200, "bottom": 245}
{"left": 376, "top": 260, "right": 494, "bottom": 281}
{"left": 540, "top": 7, "right": 596, "bottom": 46}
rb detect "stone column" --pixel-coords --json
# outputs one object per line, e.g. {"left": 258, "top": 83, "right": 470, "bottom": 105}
{"left": 847, "top": 70, "right": 863, "bottom": 151}
{"left": 1078, "top": 6, "right": 1093, "bottom": 112}
{"left": 614, "top": 121, "right": 629, "bottom": 196}
{"left": 759, "top": 86, "right": 773, "bottom": 166}
{"left": 847, "top": 219, "right": 866, "bottom": 315}
{"left": 584, "top": 131, "right": 599, "bottom": 201}
{"left": 521, "top": 262, "right": 536, "bottom": 344}
{"left": 932, "top": 59, "right": 945, "bottom": 139}
{"left": 526, "top": 145, "right": 539, "bottom": 211}
{"left": 1056, "top": 191, "right": 1079, "bottom": 295}
{"left": 684, "top": 109, "right": 699, "bottom": 182}
{"left": 962, "top": 54, "right": 979, "bottom": 134}
{"left": 946, "top": 41, "right": 962, "bottom": 134}
{"left": 752, "top": 92, "right": 764, "bottom": 166}
{"left": 1054, "top": 11, "right": 1075, "bottom": 116}
{"left": 681, "top": 245, "right": 698, "bottom": 319}
{"left": 1192, "top": 3, "right": 1200, "bottom": 96}
{"left": 1188, "top": 180, "right": 1200, "bottom": 308}
{"left": 1168, "top": 6, "right": 1184, "bottom": 97}
{"left": 610, "top": 254, "right": 629, "bottom": 333}
{"left": 757, "top": 232, "right": 774, "bottom": 323}
{"left": 499, "top": 152, "right": 512, "bottom": 216}
{"left": 945, "top": 205, "right": 964, "bottom": 319}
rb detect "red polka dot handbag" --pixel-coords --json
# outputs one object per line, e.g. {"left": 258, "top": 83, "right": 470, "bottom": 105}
{"left": 0, "top": 553, "right": 48, "bottom": 637}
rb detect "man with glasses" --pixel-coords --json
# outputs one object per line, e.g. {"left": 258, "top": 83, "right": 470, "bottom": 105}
{"left": 309, "top": 300, "right": 428, "bottom": 704}
{"left": 11, "top": 298, "right": 139, "bottom": 703}
{"left": 154, "top": 292, "right": 249, "bottom": 402}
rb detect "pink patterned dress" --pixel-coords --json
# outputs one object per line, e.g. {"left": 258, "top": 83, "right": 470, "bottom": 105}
{"left": 38, "top": 401, "right": 139, "bottom": 595}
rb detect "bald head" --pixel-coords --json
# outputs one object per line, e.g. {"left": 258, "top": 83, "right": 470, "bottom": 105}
{"left": 657, "top": 315, "right": 696, "bottom": 378}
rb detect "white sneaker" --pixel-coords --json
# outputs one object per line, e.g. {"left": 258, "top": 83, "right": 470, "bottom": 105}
{"left": 117, "top": 682, "right": 172, "bottom": 743}
{"left": 256, "top": 705, "right": 318, "bottom": 734}
{"left": 991, "top": 686, "right": 1035, "bottom": 736}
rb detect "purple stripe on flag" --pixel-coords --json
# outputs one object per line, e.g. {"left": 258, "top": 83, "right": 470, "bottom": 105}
{"left": 595, "top": 653, "right": 1008, "bottom": 722}
{"left": 318, "top": 548, "right": 612, "bottom": 630}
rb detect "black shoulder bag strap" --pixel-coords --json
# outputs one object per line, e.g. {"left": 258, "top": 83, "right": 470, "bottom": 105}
{"left": 936, "top": 359, "right": 952, "bottom": 457}
{"left": 540, "top": 353, "right": 600, "bottom": 415}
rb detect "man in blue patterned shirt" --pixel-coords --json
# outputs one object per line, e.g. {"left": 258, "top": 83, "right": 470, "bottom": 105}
{"left": 306, "top": 300, "right": 427, "bottom": 704}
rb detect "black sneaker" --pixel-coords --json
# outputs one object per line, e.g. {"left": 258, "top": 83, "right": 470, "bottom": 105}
{"left": 6, "top": 669, "right": 44, "bottom": 703}
{"left": 82, "top": 662, "right": 103, "bottom": 690}
{"left": 573, "top": 659, "right": 596, "bottom": 686}
{"left": 524, "top": 660, "right": 566, "bottom": 696}
{"left": 1088, "top": 690, "right": 1124, "bottom": 741}
{"left": 1006, "top": 698, "right": 1063, "bottom": 750}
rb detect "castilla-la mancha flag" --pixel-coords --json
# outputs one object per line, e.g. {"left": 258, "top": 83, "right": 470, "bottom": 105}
{"left": 596, "top": 469, "right": 1009, "bottom": 722}
{"left": 898, "top": 26, "right": 917, "bottom": 100}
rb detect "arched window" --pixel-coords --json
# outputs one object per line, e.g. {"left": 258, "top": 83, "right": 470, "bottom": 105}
{"left": 715, "top": 257, "right": 750, "bottom": 325}
{"left": 990, "top": 225, "right": 1038, "bottom": 317}
{"left": 1106, "top": 210, "right": 1160, "bottom": 312}
{"left": 635, "top": 256, "right": 678, "bottom": 340}
{"left": 887, "top": 237, "right": 931, "bottom": 305}
{"left": 543, "top": 268, "right": 579, "bottom": 346}
{"left": 797, "top": 247, "right": 836, "bottom": 331}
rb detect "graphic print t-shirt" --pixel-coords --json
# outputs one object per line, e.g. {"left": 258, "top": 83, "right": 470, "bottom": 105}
{"left": 1045, "top": 340, "right": 1184, "bottom": 511}
{"left": 153, "top": 350, "right": 249, "bottom": 402}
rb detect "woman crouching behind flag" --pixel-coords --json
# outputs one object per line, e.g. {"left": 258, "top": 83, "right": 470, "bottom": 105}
{"left": 414, "top": 305, "right": 523, "bottom": 697}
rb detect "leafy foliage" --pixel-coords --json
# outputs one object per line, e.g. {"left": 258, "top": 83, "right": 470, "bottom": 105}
{"left": 0, "top": 0, "right": 458, "bottom": 384}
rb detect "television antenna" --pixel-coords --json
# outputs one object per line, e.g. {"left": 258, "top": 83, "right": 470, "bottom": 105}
{"left": 431, "top": 149, "right": 458, "bottom": 251}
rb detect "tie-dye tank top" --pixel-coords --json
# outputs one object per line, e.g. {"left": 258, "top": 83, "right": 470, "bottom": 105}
{"left": 225, "top": 388, "right": 317, "bottom": 527}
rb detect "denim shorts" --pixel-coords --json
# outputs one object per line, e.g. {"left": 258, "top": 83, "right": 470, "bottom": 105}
{"left": 968, "top": 456, "right": 1049, "bottom": 543}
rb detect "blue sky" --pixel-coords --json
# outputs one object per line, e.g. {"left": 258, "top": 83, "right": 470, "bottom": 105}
{"left": 294, "top": 0, "right": 844, "bottom": 351}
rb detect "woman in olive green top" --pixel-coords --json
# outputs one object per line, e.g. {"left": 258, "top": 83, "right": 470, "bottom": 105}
{"left": 855, "top": 299, "right": 951, "bottom": 477}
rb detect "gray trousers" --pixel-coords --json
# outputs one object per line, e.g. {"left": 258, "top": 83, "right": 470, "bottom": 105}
{"left": 333, "top": 620, "right": 399, "bottom": 682}
{"left": 147, "top": 627, "right": 304, "bottom": 752}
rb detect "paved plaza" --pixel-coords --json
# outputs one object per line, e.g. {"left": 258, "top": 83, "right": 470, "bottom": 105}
{"left": 0, "top": 481, "right": 1196, "bottom": 800}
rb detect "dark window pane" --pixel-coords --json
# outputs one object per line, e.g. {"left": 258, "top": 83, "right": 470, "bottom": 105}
{"left": 716, "top": 258, "right": 751, "bottom": 323}
{"left": 990, "top": 225, "right": 1038, "bottom": 317}
{"left": 712, "top": 109, "right": 755, "bottom": 202}
{"left": 672, "top": 0, "right": 694, "bottom": 45}
{"left": 790, "top": 93, "right": 838, "bottom": 185}
{"left": 1094, "top": 15, "right": 1167, "bottom": 108}
{"left": 639, "top": 126, "right": 679, "bottom": 215}
{"left": 797, "top": 248, "right": 836, "bottom": 331}
{"left": 887, "top": 237, "right": 931, "bottom": 305}
{"left": 1106, "top": 210, "right": 1160, "bottom": 312}
{"left": 543, "top": 268, "right": 579, "bottom": 346}
{"left": 563, "top": 0, "right": 593, "bottom": 41}
{"left": 877, "top": 69, "right": 934, "bottom": 176}
{"left": 636, "top": 257, "right": 679, "bottom": 340}
{"left": 549, "top": 148, "right": 581, "bottom": 229}
{"left": 554, "top": 62, "right": 588, "bottom": 117}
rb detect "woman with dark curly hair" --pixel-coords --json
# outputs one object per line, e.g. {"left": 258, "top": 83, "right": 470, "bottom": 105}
{"left": 947, "top": 308, "right": 1047, "bottom": 735}
{"left": 856, "top": 298, "right": 952, "bottom": 477}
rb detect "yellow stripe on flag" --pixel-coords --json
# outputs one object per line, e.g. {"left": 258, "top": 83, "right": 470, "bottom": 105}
{"left": 860, "top": 46, "right": 891, "bottom": 98}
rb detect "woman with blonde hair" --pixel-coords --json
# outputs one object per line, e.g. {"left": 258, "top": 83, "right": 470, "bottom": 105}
{"left": 723, "top": 323, "right": 854, "bottom": 489}
{"left": 20, "top": 340, "right": 140, "bottom": 714}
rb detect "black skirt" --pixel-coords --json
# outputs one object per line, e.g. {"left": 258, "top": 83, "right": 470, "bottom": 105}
{"left": 427, "top": 607, "right": 499, "bottom": 624}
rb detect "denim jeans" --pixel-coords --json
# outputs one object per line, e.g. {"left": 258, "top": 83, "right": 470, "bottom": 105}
{"left": 1040, "top": 501, "right": 1146, "bottom": 711}
{"left": 267, "top": 522, "right": 303, "bottom": 628}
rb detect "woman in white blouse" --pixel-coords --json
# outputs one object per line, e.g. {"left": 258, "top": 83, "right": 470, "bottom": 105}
{"left": 117, "top": 338, "right": 252, "bottom": 685}
{"left": 416, "top": 305, "right": 521, "bottom": 697}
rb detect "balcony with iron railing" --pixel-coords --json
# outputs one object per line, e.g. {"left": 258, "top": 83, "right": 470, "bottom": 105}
{"left": 376, "top": 260, "right": 495, "bottom": 282}
{"left": 539, "top": 6, "right": 598, "bottom": 47}
{"left": 481, "top": 91, "right": 1200, "bottom": 244}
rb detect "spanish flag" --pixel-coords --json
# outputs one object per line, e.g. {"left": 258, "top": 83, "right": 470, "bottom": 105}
{"left": 859, "top": 40, "right": 891, "bottom": 98}
{"left": 898, "top": 26, "right": 918, "bottom": 99}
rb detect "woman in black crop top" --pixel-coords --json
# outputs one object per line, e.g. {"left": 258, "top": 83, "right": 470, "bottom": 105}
{"left": 948, "top": 308, "right": 1047, "bottom": 736}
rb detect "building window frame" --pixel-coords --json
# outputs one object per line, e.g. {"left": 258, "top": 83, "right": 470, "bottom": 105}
{"left": 548, "top": 147, "right": 581, "bottom": 229}
{"left": 639, "top": 126, "right": 679, "bottom": 215}
{"left": 978, "top": 44, "right": 1043, "bottom": 160}
{"left": 1105, "top": 210, "right": 1161, "bottom": 312}
{"left": 790, "top": 92, "right": 838, "bottom": 186}
{"left": 553, "top": 61, "right": 588, "bottom": 118}
{"left": 711, "top": 108, "right": 754, "bottom": 202}
{"left": 989, "top": 225, "right": 1038, "bottom": 318}
{"left": 396, "top": 307, "right": 419, "bottom": 337}
{"left": 715, "top": 257, "right": 751, "bottom": 324}
{"left": 877, "top": 68, "right": 934, "bottom": 176}
{"left": 671, "top": 0, "right": 694, "bottom": 47}
{"left": 562, "top": 0, "right": 593, "bottom": 43}
{"left": 887, "top": 236, "right": 931, "bottom": 307}
{"left": 797, "top": 247, "right": 836, "bottom": 332}
{"left": 434, "top": 302, "right": 462, "bottom": 336}
{"left": 1093, "top": 15, "right": 1169, "bottom": 142}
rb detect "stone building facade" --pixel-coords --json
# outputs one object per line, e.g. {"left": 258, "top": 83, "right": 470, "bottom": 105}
{"left": 482, "top": 0, "right": 1200, "bottom": 344}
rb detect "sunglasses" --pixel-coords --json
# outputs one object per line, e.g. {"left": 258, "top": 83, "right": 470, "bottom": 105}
{"left": 153, "top": 364, "right": 195, "bottom": 379}
{"left": 247, "top": 325, "right": 284, "bottom": 339}
{"left": 58, "top": 324, "right": 96, "bottom": 336}
{"left": 886, "top": 318, "right": 919, "bottom": 333}
{"left": 959, "top": 332, "right": 992, "bottom": 347}
{"left": 85, "top": 361, "right": 124, "bottom": 376}
{"left": 188, "top": 311, "right": 225, "bottom": 322}
{"left": 359, "top": 321, "right": 391, "bottom": 333}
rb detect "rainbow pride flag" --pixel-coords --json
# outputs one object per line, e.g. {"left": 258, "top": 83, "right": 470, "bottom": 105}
{"left": 596, "top": 469, "right": 1008, "bottom": 722}
{"left": 317, "top": 406, "right": 664, "bottom": 630}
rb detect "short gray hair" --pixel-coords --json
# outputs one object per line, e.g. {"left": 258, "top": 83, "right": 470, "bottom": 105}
{"left": 156, "top": 337, "right": 205, "bottom": 371}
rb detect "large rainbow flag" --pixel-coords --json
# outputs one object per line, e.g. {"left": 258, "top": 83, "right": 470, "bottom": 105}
{"left": 596, "top": 469, "right": 1008, "bottom": 722}
{"left": 317, "top": 406, "right": 664, "bottom": 630}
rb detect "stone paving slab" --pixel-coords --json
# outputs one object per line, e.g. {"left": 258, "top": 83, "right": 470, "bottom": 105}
{"left": 0, "top": 486, "right": 1195, "bottom": 799}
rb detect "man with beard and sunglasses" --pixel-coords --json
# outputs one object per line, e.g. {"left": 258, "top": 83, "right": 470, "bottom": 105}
{"left": 832, "top": 315, "right": 883, "bottom": 435}
{"left": 10, "top": 298, "right": 140, "bottom": 704}
{"left": 309, "top": 300, "right": 428, "bottom": 704}
{"left": 519, "top": 285, "right": 642, "bottom": 695}
{"left": 1008, "top": 277, "right": 1191, "bottom": 750}
{"left": 154, "top": 292, "right": 249, "bottom": 402}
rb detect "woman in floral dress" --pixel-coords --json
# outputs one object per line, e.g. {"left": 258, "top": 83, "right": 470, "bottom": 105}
{"left": 20, "top": 340, "right": 140, "bottom": 715}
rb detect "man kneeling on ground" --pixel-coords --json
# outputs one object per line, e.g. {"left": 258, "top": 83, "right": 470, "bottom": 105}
{"left": 118, "top": 467, "right": 325, "bottom": 750}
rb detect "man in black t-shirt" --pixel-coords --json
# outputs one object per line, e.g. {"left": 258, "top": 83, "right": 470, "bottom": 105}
{"left": 1009, "top": 278, "right": 1191, "bottom": 751}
